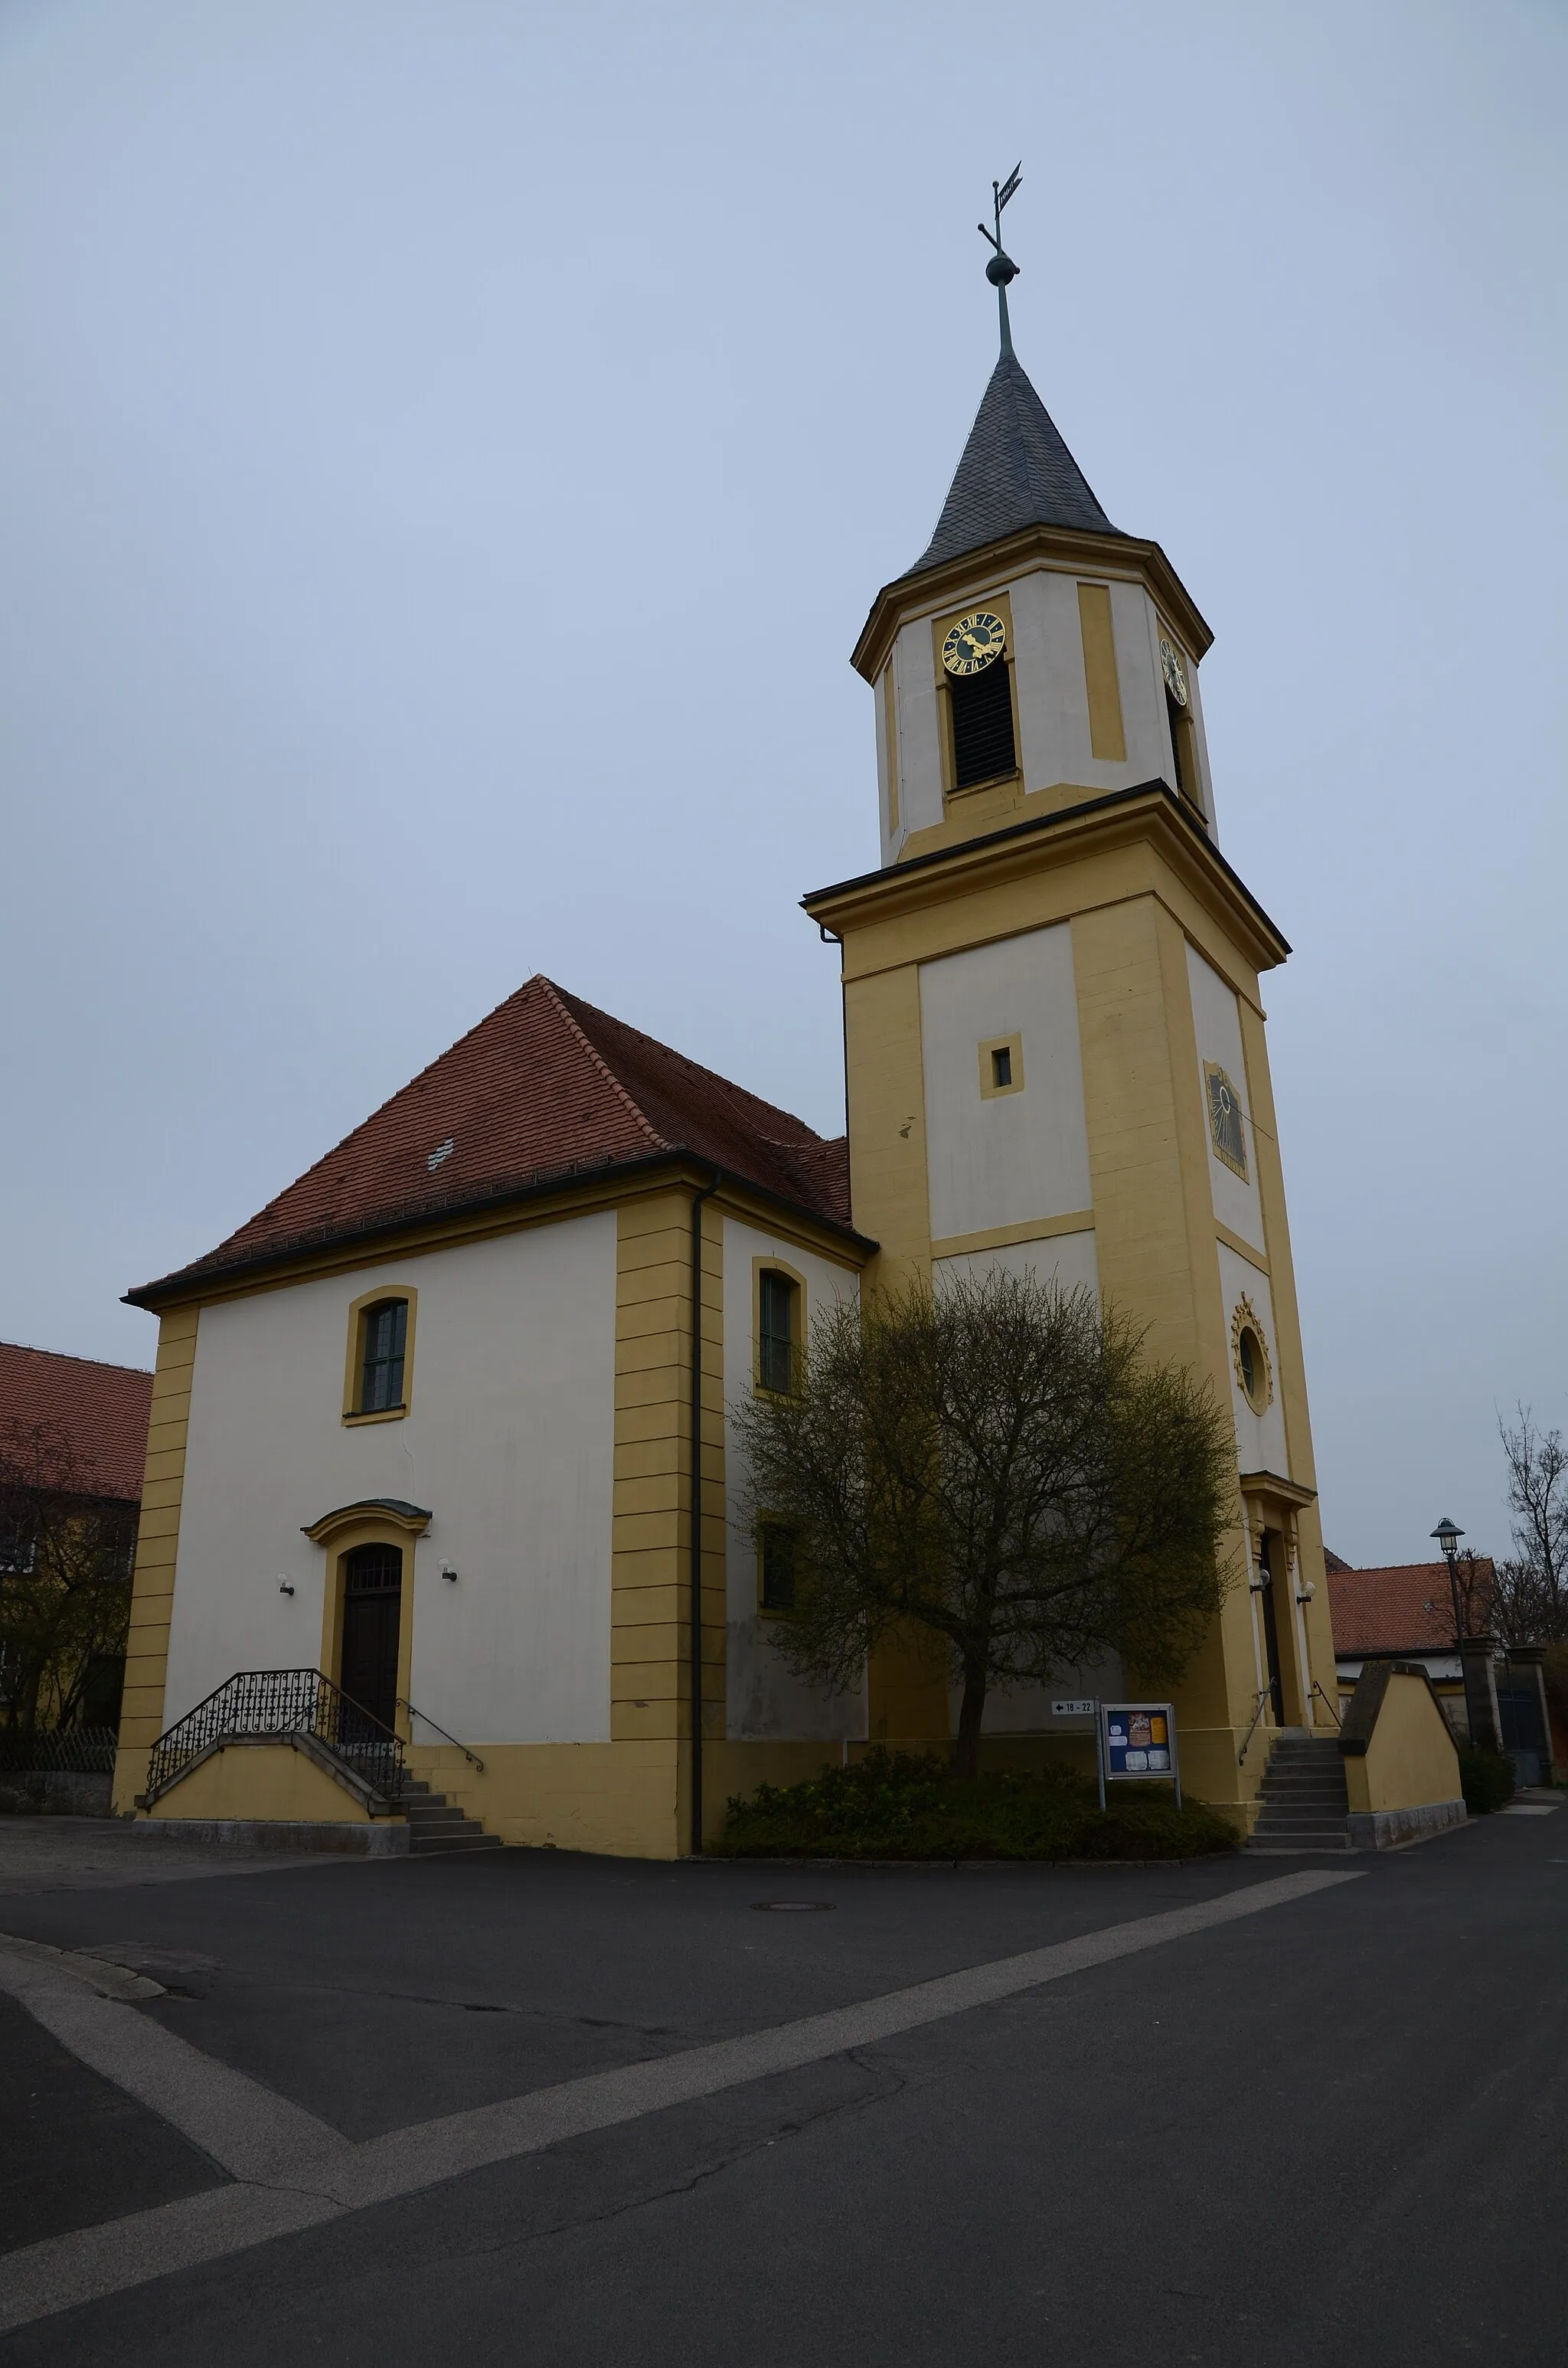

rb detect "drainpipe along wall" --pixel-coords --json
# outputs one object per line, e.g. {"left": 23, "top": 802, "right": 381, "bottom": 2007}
{"left": 690, "top": 1175, "right": 720, "bottom": 1854}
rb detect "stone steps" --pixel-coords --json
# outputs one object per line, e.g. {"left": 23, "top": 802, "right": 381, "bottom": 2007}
{"left": 1246, "top": 1735, "right": 1351, "bottom": 1853}
{"left": 397, "top": 1779, "right": 502, "bottom": 1855}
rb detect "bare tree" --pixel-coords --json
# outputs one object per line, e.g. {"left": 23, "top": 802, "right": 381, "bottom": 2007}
{"left": 733, "top": 1270, "right": 1234, "bottom": 1779}
{"left": 1493, "top": 1408, "right": 1568, "bottom": 1645}
{"left": 0, "top": 1420, "right": 136, "bottom": 1732}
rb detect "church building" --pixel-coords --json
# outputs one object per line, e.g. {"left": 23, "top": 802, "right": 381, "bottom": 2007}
{"left": 113, "top": 208, "right": 1338, "bottom": 1854}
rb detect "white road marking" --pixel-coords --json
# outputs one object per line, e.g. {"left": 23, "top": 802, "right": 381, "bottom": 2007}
{"left": 0, "top": 1866, "right": 1357, "bottom": 2333}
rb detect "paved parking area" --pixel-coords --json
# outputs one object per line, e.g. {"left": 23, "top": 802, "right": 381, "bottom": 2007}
{"left": 1, "top": 1804, "right": 1565, "bottom": 2364}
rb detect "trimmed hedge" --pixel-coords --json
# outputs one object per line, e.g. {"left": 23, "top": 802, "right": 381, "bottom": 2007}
{"left": 713, "top": 1748, "right": 1238, "bottom": 1862}
{"left": 1458, "top": 1745, "right": 1516, "bottom": 1815}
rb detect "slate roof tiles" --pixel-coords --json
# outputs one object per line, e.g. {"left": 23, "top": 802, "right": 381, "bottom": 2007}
{"left": 907, "top": 349, "right": 1118, "bottom": 578}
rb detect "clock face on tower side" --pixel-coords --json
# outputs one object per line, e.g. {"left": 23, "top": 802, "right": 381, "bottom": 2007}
{"left": 942, "top": 610, "right": 1007, "bottom": 677}
{"left": 1159, "top": 636, "right": 1190, "bottom": 708}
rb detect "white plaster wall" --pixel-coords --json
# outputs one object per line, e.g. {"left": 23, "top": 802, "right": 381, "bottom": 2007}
{"left": 875, "top": 660, "right": 906, "bottom": 865}
{"left": 165, "top": 1216, "right": 617, "bottom": 1742}
{"left": 1217, "top": 1241, "right": 1289, "bottom": 1476}
{"left": 921, "top": 925, "right": 1092, "bottom": 1244}
{"left": 721, "top": 1217, "right": 864, "bottom": 1742}
{"left": 1185, "top": 944, "right": 1267, "bottom": 1256}
{"left": 933, "top": 1228, "right": 1099, "bottom": 1301}
{"left": 892, "top": 614, "right": 943, "bottom": 836}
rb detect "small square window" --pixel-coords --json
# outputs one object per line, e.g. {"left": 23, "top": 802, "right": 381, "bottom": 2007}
{"left": 978, "top": 1033, "right": 1024, "bottom": 1099}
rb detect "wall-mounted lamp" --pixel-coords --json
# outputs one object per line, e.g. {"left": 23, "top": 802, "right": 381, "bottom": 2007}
{"left": 1295, "top": 1579, "right": 1316, "bottom": 1606}
{"left": 278, "top": 1578, "right": 296, "bottom": 1598}
{"left": 440, "top": 1561, "right": 458, "bottom": 1585}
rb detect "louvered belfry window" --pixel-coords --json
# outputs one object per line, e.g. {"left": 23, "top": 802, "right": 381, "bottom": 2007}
{"left": 949, "top": 658, "right": 1016, "bottom": 790}
{"left": 360, "top": 1299, "right": 408, "bottom": 1413}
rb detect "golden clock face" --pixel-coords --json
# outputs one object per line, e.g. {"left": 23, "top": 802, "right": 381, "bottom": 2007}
{"left": 1160, "top": 636, "right": 1190, "bottom": 708}
{"left": 942, "top": 610, "right": 1007, "bottom": 677}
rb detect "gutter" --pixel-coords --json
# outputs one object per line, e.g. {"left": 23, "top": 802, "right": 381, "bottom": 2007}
{"left": 124, "top": 1149, "right": 877, "bottom": 1313}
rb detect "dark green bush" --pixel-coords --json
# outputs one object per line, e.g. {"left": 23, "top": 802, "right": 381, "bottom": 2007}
{"left": 714, "top": 1746, "right": 1237, "bottom": 1861}
{"left": 1458, "top": 1745, "right": 1516, "bottom": 1815}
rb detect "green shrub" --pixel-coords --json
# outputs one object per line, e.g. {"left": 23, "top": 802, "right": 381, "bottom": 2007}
{"left": 714, "top": 1746, "right": 1236, "bottom": 1861}
{"left": 1458, "top": 1745, "right": 1516, "bottom": 1814}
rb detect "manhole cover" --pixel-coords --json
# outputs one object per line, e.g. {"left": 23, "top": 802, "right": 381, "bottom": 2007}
{"left": 751, "top": 1900, "right": 835, "bottom": 1913}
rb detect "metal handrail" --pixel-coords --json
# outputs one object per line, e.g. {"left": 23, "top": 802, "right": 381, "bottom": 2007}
{"left": 1237, "top": 1687, "right": 1274, "bottom": 1766}
{"left": 1311, "top": 1680, "right": 1342, "bottom": 1729}
{"left": 143, "top": 1668, "right": 406, "bottom": 1801}
{"left": 396, "top": 1697, "right": 485, "bottom": 1772}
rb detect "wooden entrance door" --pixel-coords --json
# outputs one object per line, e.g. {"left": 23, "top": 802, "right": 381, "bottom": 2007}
{"left": 339, "top": 1544, "right": 403, "bottom": 1732}
{"left": 1258, "top": 1534, "right": 1286, "bottom": 1726}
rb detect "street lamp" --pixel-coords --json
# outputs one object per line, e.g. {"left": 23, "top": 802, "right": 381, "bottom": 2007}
{"left": 1432, "top": 1518, "right": 1465, "bottom": 1650}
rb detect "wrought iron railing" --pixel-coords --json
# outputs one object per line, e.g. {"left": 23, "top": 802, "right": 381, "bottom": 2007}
{"left": 0, "top": 1726, "right": 118, "bottom": 1775}
{"left": 143, "top": 1669, "right": 406, "bottom": 1802}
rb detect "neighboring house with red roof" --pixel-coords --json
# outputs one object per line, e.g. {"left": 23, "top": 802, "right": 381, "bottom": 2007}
{"left": 1326, "top": 1556, "right": 1494, "bottom": 1735}
{"left": 0, "top": 1343, "right": 154, "bottom": 1729}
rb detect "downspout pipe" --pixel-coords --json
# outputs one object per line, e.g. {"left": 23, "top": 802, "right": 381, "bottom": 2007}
{"left": 689, "top": 1173, "right": 721, "bottom": 1856}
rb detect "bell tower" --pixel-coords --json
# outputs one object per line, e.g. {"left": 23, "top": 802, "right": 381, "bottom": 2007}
{"left": 804, "top": 170, "right": 1337, "bottom": 1826}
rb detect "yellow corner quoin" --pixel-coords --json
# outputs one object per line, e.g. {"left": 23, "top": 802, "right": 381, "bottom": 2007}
{"left": 111, "top": 1306, "right": 198, "bottom": 1814}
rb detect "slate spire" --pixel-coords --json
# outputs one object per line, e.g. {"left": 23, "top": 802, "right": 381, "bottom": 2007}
{"left": 909, "top": 351, "right": 1119, "bottom": 576}
{"left": 906, "top": 163, "right": 1118, "bottom": 577}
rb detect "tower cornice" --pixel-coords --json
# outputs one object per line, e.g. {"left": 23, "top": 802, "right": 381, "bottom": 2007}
{"left": 802, "top": 780, "right": 1288, "bottom": 978}
{"left": 851, "top": 523, "right": 1214, "bottom": 685}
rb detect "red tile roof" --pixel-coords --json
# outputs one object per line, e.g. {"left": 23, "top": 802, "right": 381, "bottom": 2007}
{"left": 130, "top": 977, "right": 858, "bottom": 1303}
{"left": 0, "top": 1343, "right": 154, "bottom": 1504}
{"left": 1328, "top": 1560, "right": 1495, "bottom": 1656}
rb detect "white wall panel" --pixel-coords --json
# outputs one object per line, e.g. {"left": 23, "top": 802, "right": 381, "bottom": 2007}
{"left": 165, "top": 1216, "right": 617, "bottom": 1743}
{"left": 1217, "top": 1241, "right": 1290, "bottom": 1477}
{"left": 893, "top": 614, "right": 944, "bottom": 832}
{"left": 921, "top": 924, "right": 1092, "bottom": 1243}
{"left": 933, "top": 1228, "right": 1099, "bottom": 1301}
{"left": 1185, "top": 943, "right": 1267, "bottom": 1255}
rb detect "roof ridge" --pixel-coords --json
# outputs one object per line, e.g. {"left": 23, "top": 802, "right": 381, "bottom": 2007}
{"left": 560, "top": 989, "right": 827, "bottom": 1143}
{"left": 534, "top": 978, "right": 669, "bottom": 1153}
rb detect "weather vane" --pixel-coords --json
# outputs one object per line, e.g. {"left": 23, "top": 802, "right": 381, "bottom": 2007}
{"left": 977, "top": 162, "right": 1022, "bottom": 357}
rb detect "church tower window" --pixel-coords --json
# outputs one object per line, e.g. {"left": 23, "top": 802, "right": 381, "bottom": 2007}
{"left": 949, "top": 656, "right": 1017, "bottom": 790}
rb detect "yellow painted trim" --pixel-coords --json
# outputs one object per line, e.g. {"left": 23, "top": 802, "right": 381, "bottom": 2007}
{"left": 852, "top": 530, "right": 1214, "bottom": 687}
{"left": 930, "top": 1212, "right": 1096, "bottom": 1261}
{"left": 1230, "top": 1294, "right": 1274, "bottom": 1412}
{"left": 882, "top": 660, "right": 900, "bottom": 836}
{"left": 110, "top": 1307, "right": 198, "bottom": 1811}
{"left": 611, "top": 1192, "right": 725, "bottom": 1804}
{"left": 808, "top": 788, "right": 1286, "bottom": 987}
{"left": 929, "top": 587, "right": 1021, "bottom": 804}
{"left": 1077, "top": 582, "right": 1127, "bottom": 762}
{"left": 136, "top": 1162, "right": 867, "bottom": 1318}
{"left": 1214, "top": 1220, "right": 1268, "bottom": 1276}
{"left": 977, "top": 1031, "right": 1025, "bottom": 1101}
{"left": 313, "top": 1513, "right": 419, "bottom": 1738}
{"left": 341, "top": 1284, "right": 420, "bottom": 1424}
{"left": 751, "top": 1256, "right": 807, "bottom": 1395}
{"left": 303, "top": 1500, "right": 433, "bottom": 1547}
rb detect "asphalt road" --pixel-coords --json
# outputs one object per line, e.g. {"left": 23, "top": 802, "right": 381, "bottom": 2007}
{"left": 0, "top": 1805, "right": 1564, "bottom": 2365}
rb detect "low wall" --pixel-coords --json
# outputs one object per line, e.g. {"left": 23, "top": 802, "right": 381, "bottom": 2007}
{"left": 1340, "top": 1661, "right": 1465, "bottom": 1840}
{"left": 0, "top": 1771, "right": 113, "bottom": 1817}
{"left": 125, "top": 1817, "right": 410, "bottom": 1855}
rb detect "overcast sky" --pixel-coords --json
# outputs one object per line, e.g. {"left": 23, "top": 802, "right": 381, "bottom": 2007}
{"left": 2, "top": 1, "right": 1563, "bottom": 1568}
